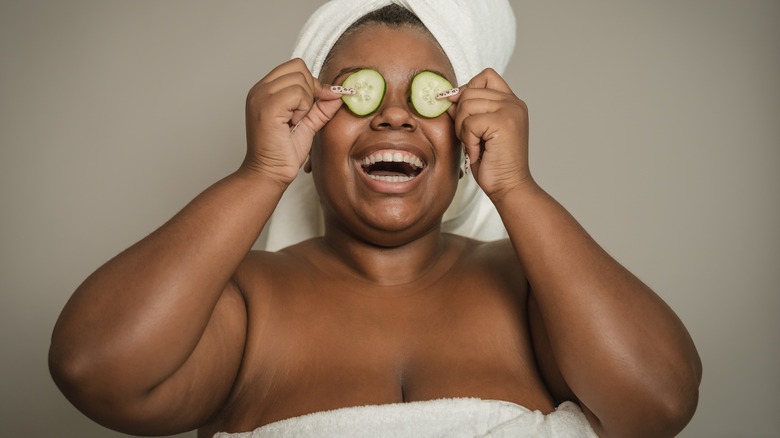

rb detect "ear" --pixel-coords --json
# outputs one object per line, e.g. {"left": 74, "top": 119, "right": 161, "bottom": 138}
{"left": 461, "top": 154, "right": 471, "bottom": 177}
{"left": 303, "top": 154, "right": 312, "bottom": 173}
{"left": 458, "top": 145, "right": 469, "bottom": 179}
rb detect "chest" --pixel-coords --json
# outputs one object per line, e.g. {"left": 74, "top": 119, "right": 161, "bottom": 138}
{"left": 221, "top": 272, "right": 550, "bottom": 428}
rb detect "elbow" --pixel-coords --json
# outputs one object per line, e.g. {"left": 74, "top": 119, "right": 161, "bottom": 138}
{"left": 653, "top": 380, "right": 700, "bottom": 437}
{"left": 48, "top": 340, "right": 121, "bottom": 424}
{"left": 636, "top": 333, "right": 703, "bottom": 437}
{"left": 49, "top": 335, "right": 138, "bottom": 430}
{"left": 598, "top": 355, "right": 702, "bottom": 438}
{"left": 600, "top": 384, "right": 701, "bottom": 438}
{"left": 49, "top": 345, "right": 150, "bottom": 434}
{"left": 49, "top": 336, "right": 94, "bottom": 401}
{"left": 658, "top": 357, "right": 702, "bottom": 436}
{"left": 637, "top": 357, "right": 703, "bottom": 437}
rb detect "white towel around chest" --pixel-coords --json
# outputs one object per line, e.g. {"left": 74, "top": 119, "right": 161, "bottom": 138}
{"left": 212, "top": 398, "right": 598, "bottom": 438}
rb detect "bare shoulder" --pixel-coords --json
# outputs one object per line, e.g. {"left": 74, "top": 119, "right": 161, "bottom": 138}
{"left": 233, "top": 239, "right": 322, "bottom": 289}
{"left": 461, "top": 236, "right": 518, "bottom": 262}
{"left": 448, "top": 235, "right": 527, "bottom": 289}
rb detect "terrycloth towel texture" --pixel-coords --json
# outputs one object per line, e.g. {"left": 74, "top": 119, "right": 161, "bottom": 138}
{"left": 292, "top": 0, "right": 516, "bottom": 86}
{"left": 212, "top": 398, "right": 598, "bottom": 437}
{"left": 262, "top": 0, "right": 516, "bottom": 251}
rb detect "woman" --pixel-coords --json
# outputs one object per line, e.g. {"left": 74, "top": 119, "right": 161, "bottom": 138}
{"left": 49, "top": 2, "right": 701, "bottom": 437}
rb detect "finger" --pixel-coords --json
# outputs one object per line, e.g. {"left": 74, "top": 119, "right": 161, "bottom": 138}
{"left": 291, "top": 97, "right": 344, "bottom": 138}
{"left": 459, "top": 112, "right": 507, "bottom": 170}
{"left": 451, "top": 87, "right": 513, "bottom": 122}
{"left": 467, "top": 68, "right": 513, "bottom": 94}
{"left": 438, "top": 85, "right": 465, "bottom": 119}
{"left": 289, "top": 81, "right": 354, "bottom": 134}
{"left": 291, "top": 81, "right": 350, "bottom": 136}
{"left": 460, "top": 119, "right": 487, "bottom": 166}
{"left": 262, "top": 58, "right": 315, "bottom": 89}
{"left": 458, "top": 86, "right": 513, "bottom": 102}
{"left": 436, "top": 87, "right": 461, "bottom": 120}
{"left": 446, "top": 101, "right": 458, "bottom": 120}
{"left": 258, "top": 81, "right": 313, "bottom": 127}
{"left": 246, "top": 79, "right": 312, "bottom": 131}
{"left": 288, "top": 80, "right": 352, "bottom": 132}
{"left": 315, "top": 78, "right": 356, "bottom": 102}
{"left": 436, "top": 85, "right": 463, "bottom": 102}
{"left": 262, "top": 71, "right": 316, "bottom": 101}
{"left": 453, "top": 97, "right": 507, "bottom": 140}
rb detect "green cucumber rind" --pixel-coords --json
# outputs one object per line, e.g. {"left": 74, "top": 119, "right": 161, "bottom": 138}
{"left": 341, "top": 69, "right": 386, "bottom": 116}
{"left": 410, "top": 71, "right": 453, "bottom": 118}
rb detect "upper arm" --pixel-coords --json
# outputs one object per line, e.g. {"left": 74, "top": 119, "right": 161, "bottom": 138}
{"left": 107, "top": 281, "right": 248, "bottom": 435}
{"left": 483, "top": 239, "right": 581, "bottom": 406}
{"left": 527, "top": 290, "right": 576, "bottom": 404}
{"left": 527, "top": 290, "right": 607, "bottom": 435}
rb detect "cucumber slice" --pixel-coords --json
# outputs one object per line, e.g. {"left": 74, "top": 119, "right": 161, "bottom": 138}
{"left": 411, "top": 71, "right": 453, "bottom": 118}
{"left": 341, "top": 69, "right": 386, "bottom": 116}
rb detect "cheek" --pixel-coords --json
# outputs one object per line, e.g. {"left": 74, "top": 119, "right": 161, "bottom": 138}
{"left": 313, "top": 113, "right": 347, "bottom": 157}
{"left": 317, "top": 110, "right": 364, "bottom": 146}
{"left": 311, "top": 115, "right": 361, "bottom": 177}
{"left": 426, "top": 120, "right": 460, "bottom": 166}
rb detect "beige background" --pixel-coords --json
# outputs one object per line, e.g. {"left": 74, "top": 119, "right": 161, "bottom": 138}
{"left": 1, "top": 1, "right": 778, "bottom": 436}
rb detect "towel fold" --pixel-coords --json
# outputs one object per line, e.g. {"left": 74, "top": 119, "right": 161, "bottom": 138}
{"left": 292, "top": 0, "right": 516, "bottom": 86}
{"left": 212, "top": 398, "right": 598, "bottom": 437}
{"left": 261, "top": 0, "right": 516, "bottom": 250}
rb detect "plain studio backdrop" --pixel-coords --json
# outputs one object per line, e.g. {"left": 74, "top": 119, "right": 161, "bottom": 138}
{"left": 1, "top": 1, "right": 778, "bottom": 437}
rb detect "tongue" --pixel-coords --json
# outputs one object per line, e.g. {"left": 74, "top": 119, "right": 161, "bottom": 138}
{"left": 365, "top": 162, "right": 416, "bottom": 177}
{"left": 371, "top": 169, "right": 408, "bottom": 177}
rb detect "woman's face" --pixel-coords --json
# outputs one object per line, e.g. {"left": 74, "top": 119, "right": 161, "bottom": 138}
{"left": 313, "top": 24, "right": 460, "bottom": 245}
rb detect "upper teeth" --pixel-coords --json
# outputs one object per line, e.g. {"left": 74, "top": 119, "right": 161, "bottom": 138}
{"left": 360, "top": 152, "right": 425, "bottom": 169}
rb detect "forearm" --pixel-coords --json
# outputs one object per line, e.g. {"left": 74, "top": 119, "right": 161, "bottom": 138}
{"left": 50, "top": 168, "right": 284, "bottom": 393}
{"left": 493, "top": 181, "right": 701, "bottom": 436}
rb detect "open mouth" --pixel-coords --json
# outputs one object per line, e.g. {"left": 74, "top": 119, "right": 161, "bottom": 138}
{"left": 359, "top": 151, "right": 426, "bottom": 183}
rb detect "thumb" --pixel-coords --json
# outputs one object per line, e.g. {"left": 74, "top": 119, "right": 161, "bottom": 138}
{"left": 442, "top": 85, "right": 465, "bottom": 120}
{"left": 291, "top": 84, "right": 350, "bottom": 138}
{"left": 309, "top": 97, "right": 344, "bottom": 131}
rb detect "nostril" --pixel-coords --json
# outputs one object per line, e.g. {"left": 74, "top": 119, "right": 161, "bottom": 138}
{"left": 375, "top": 121, "right": 415, "bottom": 131}
{"left": 370, "top": 104, "right": 418, "bottom": 131}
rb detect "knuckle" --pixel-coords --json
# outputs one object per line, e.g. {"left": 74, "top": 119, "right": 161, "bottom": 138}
{"left": 289, "top": 57, "right": 308, "bottom": 70}
{"left": 246, "top": 88, "right": 264, "bottom": 109}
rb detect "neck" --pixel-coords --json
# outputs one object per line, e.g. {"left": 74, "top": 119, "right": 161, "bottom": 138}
{"left": 320, "top": 224, "right": 448, "bottom": 286}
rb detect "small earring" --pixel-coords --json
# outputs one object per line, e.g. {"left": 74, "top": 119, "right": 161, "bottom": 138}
{"left": 462, "top": 154, "right": 471, "bottom": 176}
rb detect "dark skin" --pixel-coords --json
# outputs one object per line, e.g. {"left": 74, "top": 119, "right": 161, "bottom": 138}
{"left": 49, "top": 25, "right": 701, "bottom": 437}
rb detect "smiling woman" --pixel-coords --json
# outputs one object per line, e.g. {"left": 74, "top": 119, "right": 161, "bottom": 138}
{"left": 310, "top": 24, "right": 461, "bottom": 243}
{"left": 264, "top": 0, "right": 515, "bottom": 251}
{"left": 48, "top": 1, "right": 701, "bottom": 437}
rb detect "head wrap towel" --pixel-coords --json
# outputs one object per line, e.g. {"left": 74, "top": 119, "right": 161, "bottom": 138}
{"left": 261, "top": 0, "right": 516, "bottom": 250}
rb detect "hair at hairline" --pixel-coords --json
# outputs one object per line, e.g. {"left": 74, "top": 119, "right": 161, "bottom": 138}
{"left": 321, "top": 4, "right": 434, "bottom": 75}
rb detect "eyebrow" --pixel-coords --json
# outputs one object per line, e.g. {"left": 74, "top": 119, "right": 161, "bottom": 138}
{"left": 330, "top": 66, "right": 371, "bottom": 85}
{"left": 409, "top": 68, "right": 454, "bottom": 83}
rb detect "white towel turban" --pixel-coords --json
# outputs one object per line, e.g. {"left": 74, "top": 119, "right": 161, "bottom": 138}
{"left": 261, "top": 0, "right": 516, "bottom": 251}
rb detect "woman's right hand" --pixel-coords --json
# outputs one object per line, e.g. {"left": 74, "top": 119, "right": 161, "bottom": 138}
{"left": 242, "top": 58, "right": 350, "bottom": 186}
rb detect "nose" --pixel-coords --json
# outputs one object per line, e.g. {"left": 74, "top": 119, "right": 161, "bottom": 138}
{"left": 369, "top": 92, "right": 417, "bottom": 131}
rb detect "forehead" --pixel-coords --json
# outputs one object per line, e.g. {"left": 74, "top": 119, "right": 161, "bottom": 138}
{"left": 321, "top": 24, "right": 455, "bottom": 84}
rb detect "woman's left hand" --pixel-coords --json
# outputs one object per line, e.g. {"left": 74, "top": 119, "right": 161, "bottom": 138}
{"left": 447, "top": 68, "right": 533, "bottom": 200}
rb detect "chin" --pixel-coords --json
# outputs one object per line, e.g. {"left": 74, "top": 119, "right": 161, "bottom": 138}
{"left": 324, "top": 205, "right": 443, "bottom": 248}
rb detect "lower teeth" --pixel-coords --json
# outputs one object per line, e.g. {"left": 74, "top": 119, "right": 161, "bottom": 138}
{"left": 368, "top": 174, "right": 413, "bottom": 183}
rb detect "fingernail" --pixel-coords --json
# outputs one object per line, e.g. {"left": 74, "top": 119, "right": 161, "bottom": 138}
{"left": 436, "top": 87, "right": 460, "bottom": 99}
{"left": 330, "top": 85, "right": 356, "bottom": 95}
